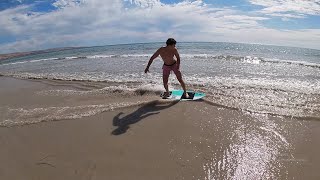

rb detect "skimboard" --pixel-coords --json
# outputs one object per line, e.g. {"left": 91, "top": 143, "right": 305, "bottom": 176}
{"left": 160, "top": 90, "right": 205, "bottom": 101}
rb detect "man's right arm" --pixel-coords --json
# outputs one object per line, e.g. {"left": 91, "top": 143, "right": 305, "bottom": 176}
{"left": 145, "top": 48, "right": 161, "bottom": 73}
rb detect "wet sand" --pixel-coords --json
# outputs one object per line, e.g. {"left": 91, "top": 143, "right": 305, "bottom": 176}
{"left": 1, "top": 77, "right": 320, "bottom": 179}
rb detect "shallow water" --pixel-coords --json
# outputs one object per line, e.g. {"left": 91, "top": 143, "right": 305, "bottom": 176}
{"left": 0, "top": 42, "right": 320, "bottom": 120}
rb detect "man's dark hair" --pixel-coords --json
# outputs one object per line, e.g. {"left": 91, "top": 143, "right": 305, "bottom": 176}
{"left": 166, "top": 38, "right": 176, "bottom": 46}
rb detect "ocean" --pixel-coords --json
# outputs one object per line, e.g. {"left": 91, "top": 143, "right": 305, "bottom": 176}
{"left": 1, "top": 42, "right": 320, "bottom": 121}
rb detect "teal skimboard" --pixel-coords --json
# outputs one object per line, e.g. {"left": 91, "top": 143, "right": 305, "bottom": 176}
{"left": 160, "top": 90, "right": 205, "bottom": 101}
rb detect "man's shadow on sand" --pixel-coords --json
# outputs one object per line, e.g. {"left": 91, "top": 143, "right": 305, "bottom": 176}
{"left": 112, "top": 100, "right": 179, "bottom": 135}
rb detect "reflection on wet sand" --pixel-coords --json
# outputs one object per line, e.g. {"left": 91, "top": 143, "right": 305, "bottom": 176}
{"left": 202, "top": 113, "right": 297, "bottom": 179}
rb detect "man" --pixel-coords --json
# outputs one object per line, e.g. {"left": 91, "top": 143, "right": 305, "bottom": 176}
{"left": 144, "top": 38, "right": 188, "bottom": 98}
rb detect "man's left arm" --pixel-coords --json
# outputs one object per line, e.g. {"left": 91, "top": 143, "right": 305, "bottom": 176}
{"left": 174, "top": 48, "right": 181, "bottom": 70}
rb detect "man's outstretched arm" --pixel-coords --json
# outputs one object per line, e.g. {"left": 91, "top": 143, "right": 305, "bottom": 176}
{"left": 145, "top": 49, "right": 160, "bottom": 73}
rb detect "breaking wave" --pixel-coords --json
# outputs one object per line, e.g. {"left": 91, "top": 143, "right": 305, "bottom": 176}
{"left": 1, "top": 54, "right": 320, "bottom": 69}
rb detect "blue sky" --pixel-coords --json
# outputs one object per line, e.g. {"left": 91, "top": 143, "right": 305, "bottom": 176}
{"left": 0, "top": 0, "right": 319, "bottom": 53}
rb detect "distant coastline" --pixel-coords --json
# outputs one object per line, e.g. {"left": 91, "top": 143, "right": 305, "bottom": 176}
{"left": 0, "top": 47, "right": 79, "bottom": 61}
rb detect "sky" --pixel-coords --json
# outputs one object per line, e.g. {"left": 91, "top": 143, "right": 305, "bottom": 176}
{"left": 0, "top": 0, "right": 319, "bottom": 53}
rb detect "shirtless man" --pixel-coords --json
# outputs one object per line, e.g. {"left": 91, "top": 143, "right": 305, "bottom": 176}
{"left": 144, "top": 38, "right": 188, "bottom": 98}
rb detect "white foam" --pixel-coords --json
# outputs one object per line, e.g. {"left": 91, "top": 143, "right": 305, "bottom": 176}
{"left": 120, "top": 54, "right": 150, "bottom": 58}
{"left": 0, "top": 61, "right": 28, "bottom": 66}
{"left": 0, "top": 57, "right": 60, "bottom": 66}
{"left": 86, "top": 55, "right": 114, "bottom": 58}
{"left": 185, "top": 75, "right": 320, "bottom": 95}
{"left": 135, "top": 84, "right": 164, "bottom": 92}
{"left": 29, "top": 57, "right": 60, "bottom": 63}
{"left": 65, "top": 56, "right": 79, "bottom": 59}
{"left": 264, "top": 58, "right": 320, "bottom": 68}
{"left": 242, "top": 56, "right": 261, "bottom": 64}
{"left": 3, "top": 70, "right": 320, "bottom": 95}
{"left": 0, "top": 72, "right": 162, "bottom": 86}
{"left": 38, "top": 83, "right": 166, "bottom": 96}
{"left": 0, "top": 101, "right": 148, "bottom": 127}
{"left": 181, "top": 54, "right": 211, "bottom": 59}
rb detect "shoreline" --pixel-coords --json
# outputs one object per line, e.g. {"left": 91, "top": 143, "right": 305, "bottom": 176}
{"left": 1, "top": 77, "right": 320, "bottom": 179}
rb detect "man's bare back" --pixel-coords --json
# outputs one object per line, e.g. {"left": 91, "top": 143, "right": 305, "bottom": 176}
{"left": 157, "top": 46, "right": 180, "bottom": 66}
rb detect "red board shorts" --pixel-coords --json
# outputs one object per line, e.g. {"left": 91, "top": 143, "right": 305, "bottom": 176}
{"left": 162, "top": 62, "right": 182, "bottom": 79}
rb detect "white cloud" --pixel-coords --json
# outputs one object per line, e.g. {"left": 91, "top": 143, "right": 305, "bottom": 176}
{"left": 52, "top": 0, "right": 83, "bottom": 9}
{"left": 249, "top": 0, "right": 320, "bottom": 17}
{"left": 0, "top": 0, "right": 319, "bottom": 53}
{"left": 125, "top": 0, "right": 160, "bottom": 8}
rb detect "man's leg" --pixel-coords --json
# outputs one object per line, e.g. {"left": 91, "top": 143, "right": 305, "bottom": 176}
{"left": 174, "top": 71, "right": 188, "bottom": 97}
{"left": 163, "top": 73, "right": 170, "bottom": 97}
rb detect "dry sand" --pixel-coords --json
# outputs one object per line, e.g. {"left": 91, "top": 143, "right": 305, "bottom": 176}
{"left": 1, "top": 77, "right": 320, "bottom": 179}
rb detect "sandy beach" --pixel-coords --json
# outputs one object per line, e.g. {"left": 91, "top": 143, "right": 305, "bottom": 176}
{"left": 1, "top": 76, "right": 320, "bottom": 179}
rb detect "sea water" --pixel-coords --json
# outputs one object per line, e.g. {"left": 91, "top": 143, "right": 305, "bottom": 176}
{"left": 0, "top": 42, "right": 319, "bottom": 120}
